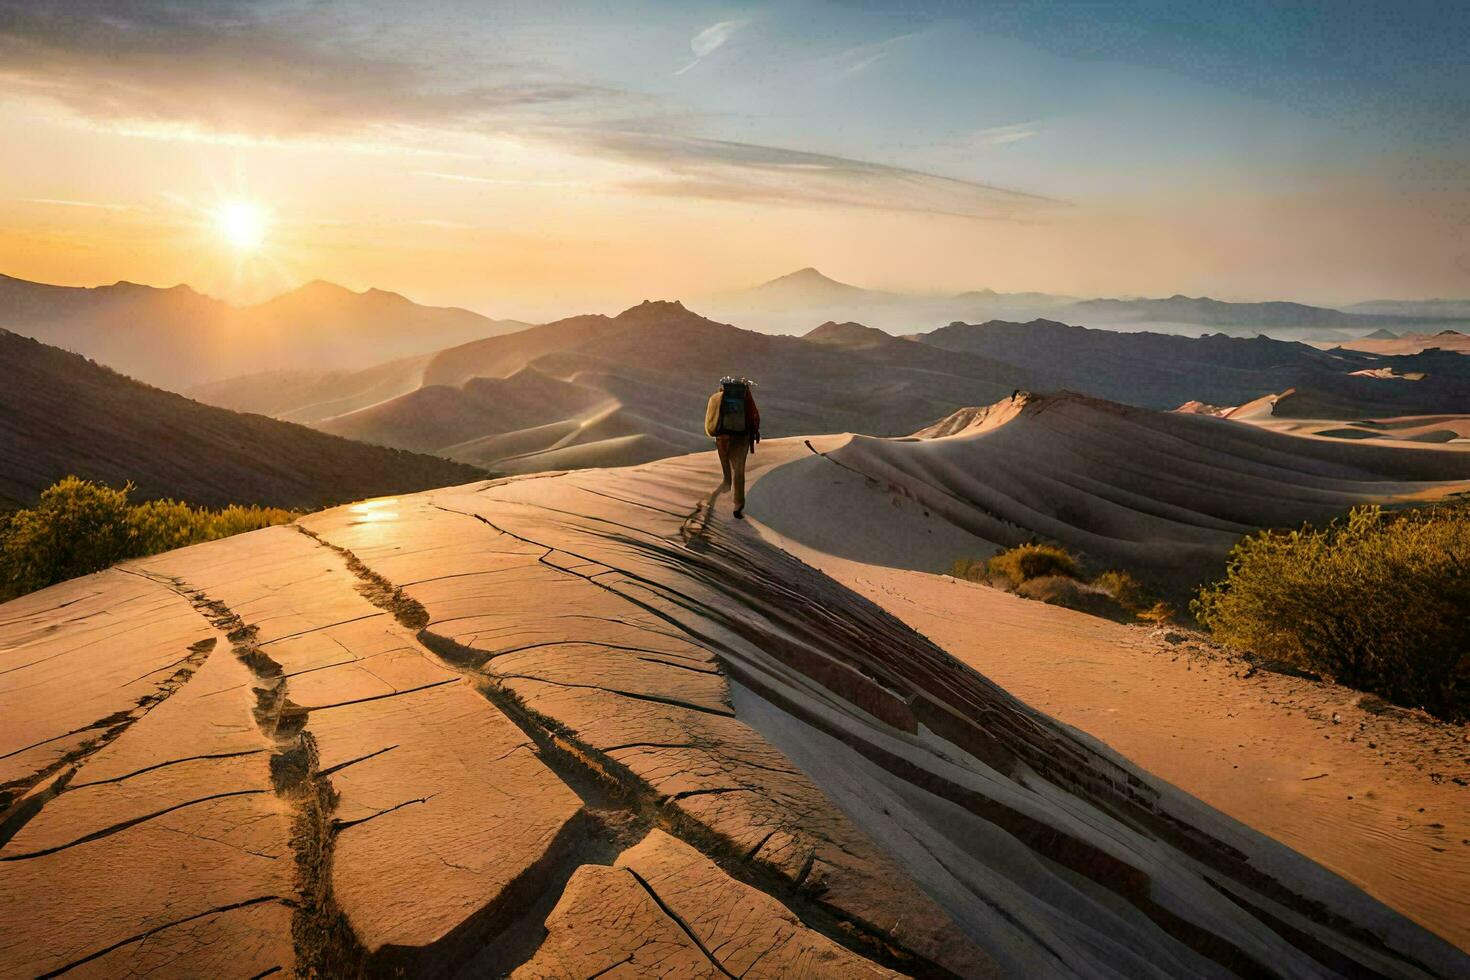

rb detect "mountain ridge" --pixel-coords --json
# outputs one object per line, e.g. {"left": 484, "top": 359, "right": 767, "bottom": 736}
{"left": 0, "top": 328, "right": 482, "bottom": 510}
{"left": 0, "top": 272, "right": 527, "bottom": 388}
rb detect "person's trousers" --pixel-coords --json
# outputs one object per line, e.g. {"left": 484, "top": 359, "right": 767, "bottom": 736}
{"left": 715, "top": 435, "right": 749, "bottom": 508}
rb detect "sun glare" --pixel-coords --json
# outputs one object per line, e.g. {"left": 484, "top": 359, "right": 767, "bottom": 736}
{"left": 215, "top": 201, "right": 267, "bottom": 251}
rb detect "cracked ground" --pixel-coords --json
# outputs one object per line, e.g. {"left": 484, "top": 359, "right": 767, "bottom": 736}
{"left": 2, "top": 439, "right": 1468, "bottom": 978}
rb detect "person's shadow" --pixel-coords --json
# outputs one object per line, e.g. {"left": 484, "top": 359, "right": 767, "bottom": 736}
{"left": 679, "top": 485, "right": 725, "bottom": 552}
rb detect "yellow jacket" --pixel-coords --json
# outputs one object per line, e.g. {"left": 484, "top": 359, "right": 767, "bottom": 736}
{"left": 704, "top": 392, "right": 722, "bottom": 438}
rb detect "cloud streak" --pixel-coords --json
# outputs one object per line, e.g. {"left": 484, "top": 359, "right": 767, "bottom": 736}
{"left": 570, "top": 131, "right": 1062, "bottom": 220}
{"left": 0, "top": 2, "right": 1057, "bottom": 224}
{"left": 675, "top": 19, "right": 745, "bottom": 75}
{"left": 971, "top": 122, "right": 1038, "bottom": 146}
{"left": 0, "top": 1, "right": 637, "bottom": 137}
{"left": 22, "top": 197, "right": 146, "bottom": 212}
{"left": 827, "top": 34, "right": 915, "bottom": 79}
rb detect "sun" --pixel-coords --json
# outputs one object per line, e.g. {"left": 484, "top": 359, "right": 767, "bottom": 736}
{"left": 215, "top": 200, "right": 268, "bottom": 252}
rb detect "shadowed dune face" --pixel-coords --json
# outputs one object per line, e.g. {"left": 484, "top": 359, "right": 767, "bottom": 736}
{"left": 2, "top": 436, "right": 1467, "bottom": 977}
{"left": 750, "top": 392, "right": 1470, "bottom": 591}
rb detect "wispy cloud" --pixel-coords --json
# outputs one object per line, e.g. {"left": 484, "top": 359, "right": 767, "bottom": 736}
{"left": 971, "top": 122, "right": 1038, "bottom": 146}
{"left": 675, "top": 19, "right": 746, "bottom": 76}
{"left": 0, "top": 1, "right": 640, "bottom": 138}
{"left": 22, "top": 197, "right": 145, "bottom": 212}
{"left": 827, "top": 34, "right": 915, "bottom": 79}
{"left": 415, "top": 170, "right": 586, "bottom": 190}
{"left": 568, "top": 131, "right": 1062, "bottom": 221}
{"left": 0, "top": 2, "right": 1057, "bottom": 225}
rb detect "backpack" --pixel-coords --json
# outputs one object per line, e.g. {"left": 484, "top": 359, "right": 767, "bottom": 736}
{"left": 719, "top": 381, "right": 748, "bottom": 434}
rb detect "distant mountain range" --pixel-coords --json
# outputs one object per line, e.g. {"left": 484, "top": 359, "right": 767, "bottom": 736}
{"left": 185, "top": 300, "right": 1470, "bottom": 476}
{"left": 221, "top": 300, "right": 1030, "bottom": 473}
{"left": 5, "top": 268, "right": 1468, "bottom": 487}
{"left": 5, "top": 270, "right": 1466, "bottom": 396}
{"left": 918, "top": 318, "right": 1470, "bottom": 421}
{"left": 0, "top": 329, "right": 482, "bottom": 510}
{"left": 0, "top": 274, "right": 528, "bottom": 388}
{"left": 1345, "top": 299, "right": 1470, "bottom": 319}
{"left": 702, "top": 268, "right": 1470, "bottom": 338}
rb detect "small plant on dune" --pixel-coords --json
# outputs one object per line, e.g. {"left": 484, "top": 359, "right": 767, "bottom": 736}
{"left": 1194, "top": 502, "right": 1470, "bottom": 722}
{"left": 1135, "top": 600, "right": 1177, "bottom": 625}
{"left": 954, "top": 547, "right": 1176, "bottom": 624}
{"left": 0, "top": 477, "right": 295, "bottom": 600}
{"left": 985, "top": 542, "right": 1080, "bottom": 589}
{"left": 949, "top": 557, "right": 988, "bottom": 582}
{"left": 1090, "top": 569, "right": 1176, "bottom": 622}
{"left": 1016, "top": 575, "right": 1124, "bottom": 619}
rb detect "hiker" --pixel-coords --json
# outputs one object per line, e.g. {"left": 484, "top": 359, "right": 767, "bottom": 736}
{"left": 704, "top": 376, "right": 761, "bottom": 519}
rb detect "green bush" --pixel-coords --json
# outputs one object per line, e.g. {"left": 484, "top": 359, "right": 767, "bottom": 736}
{"left": 0, "top": 477, "right": 294, "bottom": 600}
{"left": 1, "top": 478, "right": 133, "bottom": 598}
{"left": 985, "top": 543, "right": 1080, "bottom": 588}
{"left": 1194, "top": 503, "right": 1470, "bottom": 721}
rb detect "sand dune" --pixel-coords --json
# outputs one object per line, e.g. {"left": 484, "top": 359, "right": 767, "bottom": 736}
{"left": 1326, "top": 329, "right": 1470, "bottom": 356}
{"left": 317, "top": 368, "right": 611, "bottom": 455}
{"left": 3, "top": 439, "right": 1465, "bottom": 976}
{"left": 1199, "top": 389, "right": 1470, "bottom": 451}
{"left": 752, "top": 391, "right": 1470, "bottom": 592}
{"left": 185, "top": 355, "right": 432, "bottom": 422}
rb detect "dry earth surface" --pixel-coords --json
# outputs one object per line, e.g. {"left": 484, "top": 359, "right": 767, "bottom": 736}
{"left": 3, "top": 405, "right": 1470, "bottom": 977}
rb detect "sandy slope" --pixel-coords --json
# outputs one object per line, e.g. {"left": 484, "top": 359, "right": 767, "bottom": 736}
{"left": 758, "top": 544, "right": 1470, "bottom": 953}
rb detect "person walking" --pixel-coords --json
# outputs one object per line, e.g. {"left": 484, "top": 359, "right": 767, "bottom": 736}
{"left": 704, "top": 376, "right": 760, "bottom": 519}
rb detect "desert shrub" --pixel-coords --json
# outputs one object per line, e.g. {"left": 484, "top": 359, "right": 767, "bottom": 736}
{"left": 1017, "top": 575, "right": 1128, "bottom": 619}
{"left": 1091, "top": 569, "right": 1149, "bottom": 611}
{"left": 1135, "top": 601, "right": 1177, "bottom": 624}
{"left": 949, "top": 557, "right": 988, "bottom": 582}
{"left": 1194, "top": 503, "right": 1470, "bottom": 721}
{"left": 986, "top": 543, "right": 1080, "bottom": 588}
{"left": 0, "top": 478, "right": 294, "bottom": 600}
{"left": 0, "top": 478, "right": 134, "bottom": 598}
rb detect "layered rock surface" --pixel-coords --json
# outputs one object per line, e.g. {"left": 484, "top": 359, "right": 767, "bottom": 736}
{"left": 3, "top": 433, "right": 1468, "bottom": 977}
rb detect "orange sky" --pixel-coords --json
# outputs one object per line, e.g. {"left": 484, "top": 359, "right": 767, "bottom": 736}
{"left": 2, "top": 2, "right": 1466, "bottom": 319}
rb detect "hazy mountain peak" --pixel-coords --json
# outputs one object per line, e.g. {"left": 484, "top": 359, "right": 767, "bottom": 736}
{"left": 613, "top": 299, "right": 706, "bottom": 324}
{"left": 284, "top": 279, "right": 358, "bottom": 300}
{"left": 803, "top": 320, "right": 893, "bottom": 348}
{"left": 761, "top": 266, "right": 857, "bottom": 289}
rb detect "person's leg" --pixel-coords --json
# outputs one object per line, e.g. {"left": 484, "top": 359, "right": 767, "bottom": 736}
{"left": 730, "top": 437, "right": 749, "bottom": 514}
{"left": 715, "top": 436, "right": 732, "bottom": 489}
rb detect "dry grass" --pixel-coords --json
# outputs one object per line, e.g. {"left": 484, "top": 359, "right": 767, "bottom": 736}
{"left": 954, "top": 544, "right": 1172, "bottom": 623}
